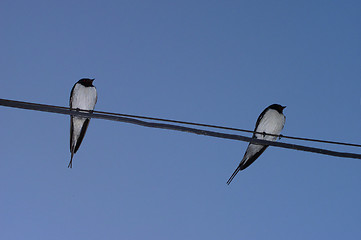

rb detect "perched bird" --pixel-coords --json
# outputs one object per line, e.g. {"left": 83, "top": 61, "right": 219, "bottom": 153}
{"left": 69, "top": 78, "right": 97, "bottom": 168}
{"left": 227, "top": 104, "right": 286, "bottom": 185}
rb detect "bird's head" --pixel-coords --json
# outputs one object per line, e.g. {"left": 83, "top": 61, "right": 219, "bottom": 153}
{"left": 78, "top": 78, "right": 95, "bottom": 87}
{"left": 269, "top": 104, "right": 286, "bottom": 114}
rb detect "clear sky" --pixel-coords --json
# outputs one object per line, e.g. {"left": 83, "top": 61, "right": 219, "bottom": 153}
{"left": 1, "top": 1, "right": 360, "bottom": 239}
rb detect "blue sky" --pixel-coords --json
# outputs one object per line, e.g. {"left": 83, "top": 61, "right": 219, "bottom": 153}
{"left": 1, "top": 1, "right": 360, "bottom": 239}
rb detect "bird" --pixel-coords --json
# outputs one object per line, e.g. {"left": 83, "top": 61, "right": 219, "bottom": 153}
{"left": 227, "top": 104, "right": 286, "bottom": 185}
{"left": 69, "top": 78, "right": 97, "bottom": 168}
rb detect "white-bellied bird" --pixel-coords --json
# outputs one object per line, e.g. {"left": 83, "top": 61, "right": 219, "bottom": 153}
{"left": 227, "top": 104, "right": 286, "bottom": 185}
{"left": 69, "top": 78, "right": 97, "bottom": 168}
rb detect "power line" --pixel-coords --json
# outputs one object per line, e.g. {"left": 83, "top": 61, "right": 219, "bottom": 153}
{"left": 2, "top": 98, "right": 360, "bottom": 148}
{"left": 1, "top": 98, "right": 360, "bottom": 160}
{"left": 95, "top": 110, "right": 361, "bottom": 148}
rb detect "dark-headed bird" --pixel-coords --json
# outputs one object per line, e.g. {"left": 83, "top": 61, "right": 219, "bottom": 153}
{"left": 69, "top": 78, "right": 97, "bottom": 168}
{"left": 227, "top": 104, "right": 286, "bottom": 185}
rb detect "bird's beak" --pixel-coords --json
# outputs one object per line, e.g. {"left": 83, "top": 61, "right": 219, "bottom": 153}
{"left": 282, "top": 106, "right": 287, "bottom": 109}
{"left": 91, "top": 78, "right": 95, "bottom": 83}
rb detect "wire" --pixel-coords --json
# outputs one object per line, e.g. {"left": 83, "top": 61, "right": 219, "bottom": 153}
{"left": 1, "top": 98, "right": 360, "bottom": 148}
{"left": 0, "top": 98, "right": 360, "bottom": 160}
{"left": 95, "top": 110, "right": 361, "bottom": 148}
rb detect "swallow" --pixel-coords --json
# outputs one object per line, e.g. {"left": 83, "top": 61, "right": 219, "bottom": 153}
{"left": 69, "top": 78, "right": 97, "bottom": 168}
{"left": 227, "top": 104, "right": 286, "bottom": 185}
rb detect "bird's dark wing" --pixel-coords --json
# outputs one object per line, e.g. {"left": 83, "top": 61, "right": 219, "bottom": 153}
{"left": 73, "top": 118, "right": 90, "bottom": 154}
{"left": 227, "top": 144, "right": 268, "bottom": 184}
{"left": 253, "top": 108, "right": 269, "bottom": 136}
{"left": 70, "top": 117, "right": 74, "bottom": 152}
{"left": 239, "top": 145, "right": 268, "bottom": 170}
{"left": 69, "top": 83, "right": 77, "bottom": 108}
{"left": 69, "top": 82, "right": 77, "bottom": 152}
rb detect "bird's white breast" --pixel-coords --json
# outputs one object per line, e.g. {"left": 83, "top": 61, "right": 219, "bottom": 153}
{"left": 255, "top": 109, "right": 285, "bottom": 141}
{"left": 71, "top": 84, "right": 97, "bottom": 110}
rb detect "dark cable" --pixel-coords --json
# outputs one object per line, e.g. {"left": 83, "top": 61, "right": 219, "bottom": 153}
{"left": 1, "top": 98, "right": 360, "bottom": 148}
{"left": 0, "top": 98, "right": 360, "bottom": 160}
{"left": 95, "top": 110, "right": 361, "bottom": 148}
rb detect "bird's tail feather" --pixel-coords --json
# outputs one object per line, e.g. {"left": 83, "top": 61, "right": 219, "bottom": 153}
{"left": 227, "top": 167, "right": 240, "bottom": 185}
{"left": 68, "top": 151, "right": 74, "bottom": 168}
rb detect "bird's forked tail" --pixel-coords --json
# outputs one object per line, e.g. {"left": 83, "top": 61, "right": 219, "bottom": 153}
{"left": 227, "top": 167, "right": 240, "bottom": 185}
{"left": 68, "top": 150, "right": 74, "bottom": 168}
